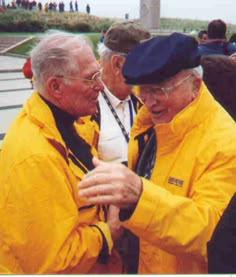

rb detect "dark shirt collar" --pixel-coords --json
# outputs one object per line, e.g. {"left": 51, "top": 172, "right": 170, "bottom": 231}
{"left": 40, "top": 95, "right": 77, "bottom": 126}
{"left": 40, "top": 94, "right": 94, "bottom": 171}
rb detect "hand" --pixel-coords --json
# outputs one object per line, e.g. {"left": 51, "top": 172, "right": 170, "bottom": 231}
{"left": 229, "top": 53, "right": 236, "bottom": 60}
{"left": 79, "top": 157, "right": 143, "bottom": 208}
{"left": 107, "top": 205, "right": 123, "bottom": 241}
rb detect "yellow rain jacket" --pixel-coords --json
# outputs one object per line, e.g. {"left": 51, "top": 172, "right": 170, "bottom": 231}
{"left": 125, "top": 83, "right": 236, "bottom": 273}
{"left": 0, "top": 92, "right": 121, "bottom": 273}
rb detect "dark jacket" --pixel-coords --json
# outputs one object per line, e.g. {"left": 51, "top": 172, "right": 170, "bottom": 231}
{"left": 200, "top": 54, "right": 236, "bottom": 120}
{"left": 208, "top": 193, "right": 236, "bottom": 273}
{"left": 198, "top": 41, "right": 236, "bottom": 56}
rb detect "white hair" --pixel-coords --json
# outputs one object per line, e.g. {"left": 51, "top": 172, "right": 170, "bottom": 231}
{"left": 97, "top": 42, "right": 113, "bottom": 60}
{"left": 192, "top": 65, "right": 203, "bottom": 78}
{"left": 31, "top": 31, "right": 93, "bottom": 92}
{"left": 97, "top": 42, "right": 127, "bottom": 61}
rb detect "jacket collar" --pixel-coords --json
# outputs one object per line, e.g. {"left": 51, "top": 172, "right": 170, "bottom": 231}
{"left": 23, "top": 91, "right": 65, "bottom": 146}
{"left": 24, "top": 91, "right": 92, "bottom": 174}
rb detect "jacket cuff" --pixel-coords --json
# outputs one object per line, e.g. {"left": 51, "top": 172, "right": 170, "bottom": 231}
{"left": 119, "top": 205, "right": 137, "bottom": 221}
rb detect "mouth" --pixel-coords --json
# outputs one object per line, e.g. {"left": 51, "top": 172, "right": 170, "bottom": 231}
{"left": 151, "top": 109, "right": 165, "bottom": 117}
{"left": 90, "top": 98, "right": 98, "bottom": 104}
{"left": 90, "top": 92, "right": 99, "bottom": 102}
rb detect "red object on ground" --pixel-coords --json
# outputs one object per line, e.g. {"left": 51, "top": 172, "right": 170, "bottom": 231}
{"left": 22, "top": 56, "right": 33, "bottom": 79}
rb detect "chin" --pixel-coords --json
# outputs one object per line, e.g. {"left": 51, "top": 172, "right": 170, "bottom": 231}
{"left": 83, "top": 108, "right": 97, "bottom": 117}
{"left": 151, "top": 116, "right": 170, "bottom": 125}
{"left": 90, "top": 107, "right": 98, "bottom": 115}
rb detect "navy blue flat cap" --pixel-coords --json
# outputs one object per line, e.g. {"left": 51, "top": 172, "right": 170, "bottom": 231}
{"left": 122, "top": 32, "right": 200, "bottom": 85}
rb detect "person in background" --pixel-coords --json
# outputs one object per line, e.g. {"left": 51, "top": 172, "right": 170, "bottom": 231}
{"left": 69, "top": 0, "right": 73, "bottom": 12}
{"left": 86, "top": 3, "right": 90, "bottom": 14}
{"left": 75, "top": 0, "right": 78, "bottom": 12}
{"left": 198, "top": 19, "right": 236, "bottom": 55}
{"left": 0, "top": 31, "right": 122, "bottom": 274}
{"left": 229, "top": 32, "right": 236, "bottom": 44}
{"left": 200, "top": 54, "right": 236, "bottom": 120}
{"left": 99, "top": 28, "right": 107, "bottom": 43}
{"left": 197, "top": 29, "right": 208, "bottom": 44}
{"left": 81, "top": 20, "right": 150, "bottom": 165}
{"left": 79, "top": 32, "right": 236, "bottom": 274}
{"left": 207, "top": 192, "right": 236, "bottom": 273}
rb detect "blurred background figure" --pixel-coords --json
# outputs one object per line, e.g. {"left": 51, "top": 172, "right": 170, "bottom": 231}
{"left": 86, "top": 3, "right": 90, "bottom": 14}
{"left": 69, "top": 0, "right": 73, "bottom": 12}
{"left": 198, "top": 29, "right": 208, "bottom": 44}
{"left": 229, "top": 32, "right": 236, "bottom": 44}
{"left": 200, "top": 54, "right": 236, "bottom": 120}
{"left": 75, "top": 0, "right": 78, "bottom": 11}
{"left": 208, "top": 192, "right": 236, "bottom": 273}
{"left": 99, "top": 28, "right": 107, "bottom": 43}
{"left": 198, "top": 19, "right": 236, "bottom": 56}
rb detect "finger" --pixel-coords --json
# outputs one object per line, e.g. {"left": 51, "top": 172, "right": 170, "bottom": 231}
{"left": 82, "top": 162, "right": 125, "bottom": 182}
{"left": 92, "top": 156, "right": 107, "bottom": 167}
{"left": 86, "top": 194, "right": 121, "bottom": 206}
{"left": 108, "top": 205, "right": 120, "bottom": 218}
{"left": 79, "top": 183, "right": 114, "bottom": 197}
{"left": 82, "top": 167, "right": 107, "bottom": 180}
{"left": 83, "top": 160, "right": 112, "bottom": 179}
{"left": 79, "top": 172, "right": 116, "bottom": 189}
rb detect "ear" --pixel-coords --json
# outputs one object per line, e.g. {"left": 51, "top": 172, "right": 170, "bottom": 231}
{"left": 191, "top": 76, "right": 202, "bottom": 99}
{"left": 111, "top": 54, "right": 124, "bottom": 75}
{"left": 46, "top": 77, "right": 63, "bottom": 99}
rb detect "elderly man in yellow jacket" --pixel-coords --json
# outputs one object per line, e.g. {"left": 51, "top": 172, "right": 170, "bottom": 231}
{"left": 0, "top": 32, "right": 122, "bottom": 273}
{"left": 79, "top": 33, "right": 236, "bottom": 273}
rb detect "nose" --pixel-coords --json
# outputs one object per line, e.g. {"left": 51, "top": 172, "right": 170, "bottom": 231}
{"left": 93, "top": 78, "right": 104, "bottom": 91}
{"left": 142, "top": 93, "right": 157, "bottom": 109}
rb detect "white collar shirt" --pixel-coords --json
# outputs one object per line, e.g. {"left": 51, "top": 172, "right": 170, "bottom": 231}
{"left": 97, "top": 85, "right": 136, "bottom": 164}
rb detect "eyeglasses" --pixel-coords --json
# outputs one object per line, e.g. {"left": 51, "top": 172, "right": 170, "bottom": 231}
{"left": 54, "top": 70, "right": 102, "bottom": 88}
{"left": 138, "top": 74, "right": 193, "bottom": 99}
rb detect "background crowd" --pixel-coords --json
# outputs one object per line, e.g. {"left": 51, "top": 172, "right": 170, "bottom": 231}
{"left": 3, "top": 0, "right": 90, "bottom": 13}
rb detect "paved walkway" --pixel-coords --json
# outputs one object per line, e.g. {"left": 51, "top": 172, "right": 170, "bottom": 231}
{"left": 0, "top": 54, "right": 26, "bottom": 71}
{"left": 0, "top": 54, "right": 32, "bottom": 144}
{"left": 0, "top": 35, "right": 33, "bottom": 54}
{"left": 0, "top": 35, "right": 36, "bottom": 144}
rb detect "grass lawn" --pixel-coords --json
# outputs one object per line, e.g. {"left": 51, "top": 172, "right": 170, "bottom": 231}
{"left": 7, "top": 32, "right": 100, "bottom": 56}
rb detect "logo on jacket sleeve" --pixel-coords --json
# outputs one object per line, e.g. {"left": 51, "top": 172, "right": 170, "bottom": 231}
{"left": 168, "top": 176, "right": 184, "bottom": 187}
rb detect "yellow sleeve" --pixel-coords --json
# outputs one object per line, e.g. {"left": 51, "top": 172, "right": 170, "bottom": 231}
{"left": 0, "top": 153, "right": 112, "bottom": 273}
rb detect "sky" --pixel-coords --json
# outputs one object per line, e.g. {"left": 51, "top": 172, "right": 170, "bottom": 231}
{"left": 68, "top": 0, "right": 236, "bottom": 25}
{"left": 6, "top": 0, "right": 236, "bottom": 25}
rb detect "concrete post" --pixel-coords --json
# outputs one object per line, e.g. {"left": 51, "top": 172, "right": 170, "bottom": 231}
{"left": 140, "top": 0, "right": 160, "bottom": 31}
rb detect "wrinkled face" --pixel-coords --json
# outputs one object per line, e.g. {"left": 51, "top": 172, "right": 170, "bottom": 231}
{"left": 48, "top": 47, "right": 104, "bottom": 117}
{"left": 100, "top": 53, "right": 133, "bottom": 100}
{"left": 138, "top": 70, "right": 201, "bottom": 124}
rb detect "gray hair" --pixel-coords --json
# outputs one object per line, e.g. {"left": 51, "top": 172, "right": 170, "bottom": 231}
{"left": 97, "top": 42, "right": 127, "bottom": 61}
{"left": 31, "top": 31, "right": 93, "bottom": 92}
{"left": 192, "top": 65, "right": 203, "bottom": 78}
